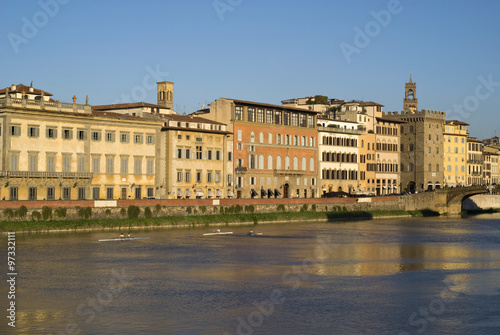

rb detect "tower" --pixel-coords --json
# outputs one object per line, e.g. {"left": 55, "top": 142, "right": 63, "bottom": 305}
{"left": 157, "top": 81, "right": 174, "bottom": 109}
{"left": 403, "top": 74, "right": 418, "bottom": 112}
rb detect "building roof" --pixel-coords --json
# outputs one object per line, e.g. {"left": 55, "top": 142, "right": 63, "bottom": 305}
{"left": 358, "top": 101, "right": 384, "bottom": 107}
{"left": 445, "top": 120, "right": 470, "bottom": 126}
{"left": 376, "top": 116, "right": 407, "bottom": 124}
{"left": 92, "top": 102, "right": 167, "bottom": 111}
{"left": 227, "top": 98, "right": 320, "bottom": 114}
{"left": 0, "top": 83, "right": 53, "bottom": 96}
{"left": 163, "top": 113, "right": 226, "bottom": 126}
{"left": 92, "top": 110, "right": 154, "bottom": 121}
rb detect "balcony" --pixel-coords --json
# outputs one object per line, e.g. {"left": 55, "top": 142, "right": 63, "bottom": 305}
{"left": 235, "top": 167, "right": 247, "bottom": 174}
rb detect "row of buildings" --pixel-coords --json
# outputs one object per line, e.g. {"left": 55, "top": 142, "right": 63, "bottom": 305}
{"left": 0, "top": 77, "right": 498, "bottom": 201}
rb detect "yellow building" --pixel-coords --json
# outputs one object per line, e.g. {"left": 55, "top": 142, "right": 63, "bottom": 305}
{"left": 483, "top": 145, "right": 500, "bottom": 186}
{"left": 0, "top": 83, "right": 162, "bottom": 200}
{"left": 466, "top": 137, "right": 483, "bottom": 186}
{"left": 443, "top": 120, "right": 469, "bottom": 187}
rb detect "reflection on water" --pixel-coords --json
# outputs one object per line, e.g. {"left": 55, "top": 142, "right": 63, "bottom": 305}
{"left": 4, "top": 216, "right": 500, "bottom": 334}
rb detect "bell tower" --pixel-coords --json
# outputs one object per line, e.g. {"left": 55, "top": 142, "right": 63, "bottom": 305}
{"left": 157, "top": 81, "right": 174, "bottom": 109}
{"left": 404, "top": 74, "right": 418, "bottom": 113}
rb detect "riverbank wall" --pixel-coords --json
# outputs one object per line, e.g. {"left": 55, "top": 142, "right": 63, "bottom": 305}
{"left": 0, "top": 196, "right": 403, "bottom": 221}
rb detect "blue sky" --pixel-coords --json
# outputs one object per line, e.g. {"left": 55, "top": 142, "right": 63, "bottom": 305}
{"left": 1, "top": 0, "right": 499, "bottom": 138}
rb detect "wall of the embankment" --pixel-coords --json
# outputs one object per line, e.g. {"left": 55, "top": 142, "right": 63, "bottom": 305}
{"left": 462, "top": 194, "right": 500, "bottom": 210}
{"left": 0, "top": 196, "right": 404, "bottom": 221}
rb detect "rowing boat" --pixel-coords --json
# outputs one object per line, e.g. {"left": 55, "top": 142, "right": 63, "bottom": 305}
{"left": 235, "top": 233, "right": 263, "bottom": 237}
{"left": 202, "top": 232, "right": 233, "bottom": 236}
{"left": 98, "top": 237, "right": 150, "bottom": 242}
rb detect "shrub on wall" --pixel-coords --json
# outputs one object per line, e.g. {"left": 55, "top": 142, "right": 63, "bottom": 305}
{"left": 105, "top": 209, "right": 112, "bottom": 217}
{"left": 31, "top": 211, "right": 41, "bottom": 221}
{"left": 154, "top": 204, "right": 162, "bottom": 215}
{"left": 120, "top": 208, "right": 127, "bottom": 217}
{"left": 17, "top": 205, "right": 28, "bottom": 219}
{"left": 42, "top": 206, "right": 52, "bottom": 221}
{"left": 77, "top": 207, "right": 92, "bottom": 220}
{"left": 4, "top": 208, "right": 15, "bottom": 219}
{"left": 245, "top": 205, "right": 255, "bottom": 213}
{"left": 144, "top": 207, "right": 152, "bottom": 218}
{"left": 127, "top": 205, "right": 140, "bottom": 219}
{"left": 55, "top": 207, "right": 67, "bottom": 219}
{"left": 277, "top": 204, "right": 286, "bottom": 212}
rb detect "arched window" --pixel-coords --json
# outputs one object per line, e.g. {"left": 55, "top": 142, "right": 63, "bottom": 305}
{"left": 250, "top": 131, "right": 255, "bottom": 143}
{"left": 249, "top": 154, "right": 256, "bottom": 169}
{"left": 301, "top": 157, "right": 307, "bottom": 171}
{"left": 259, "top": 154, "right": 265, "bottom": 169}
{"left": 267, "top": 155, "right": 273, "bottom": 170}
{"left": 293, "top": 157, "right": 299, "bottom": 170}
{"left": 309, "top": 157, "right": 314, "bottom": 171}
{"left": 276, "top": 156, "right": 282, "bottom": 170}
{"left": 285, "top": 156, "right": 290, "bottom": 170}
{"left": 268, "top": 133, "right": 273, "bottom": 144}
{"left": 259, "top": 132, "right": 264, "bottom": 143}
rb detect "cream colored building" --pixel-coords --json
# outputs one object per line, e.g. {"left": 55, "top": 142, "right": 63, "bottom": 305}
{"left": 483, "top": 145, "right": 500, "bottom": 185}
{"left": 443, "top": 120, "right": 469, "bottom": 187}
{"left": 0, "top": 83, "right": 162, "bottom": 201}
{"left": 317, "top": 118, "right": 361, "bottom": 195}
{"left": 466, "top": 137, "right": 483, "bottom": 186}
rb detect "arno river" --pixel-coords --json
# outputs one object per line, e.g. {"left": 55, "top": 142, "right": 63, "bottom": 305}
{"left": 3, "top": 215, "right": 500, "bottom": 335}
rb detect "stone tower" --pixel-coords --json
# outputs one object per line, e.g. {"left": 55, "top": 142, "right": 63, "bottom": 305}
{"left": 157, "top": 81, "right": 174, "bottom": 109}
{"left": 403, "top": 74, "right": 418, "bottom": 112}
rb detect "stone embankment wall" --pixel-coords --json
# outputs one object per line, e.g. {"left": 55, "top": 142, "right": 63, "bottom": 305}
{"left": 0, "top": 196, "right": 404, "bottom": 221}
{"left": 462, "top": 195, "right": 500, "bottom": 210}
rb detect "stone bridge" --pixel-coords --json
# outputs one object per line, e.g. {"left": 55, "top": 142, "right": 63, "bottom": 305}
{"left": 402, "top": 186, "right": 490, "bottom": 215}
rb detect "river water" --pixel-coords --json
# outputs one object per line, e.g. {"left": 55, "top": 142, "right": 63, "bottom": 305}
{"left": 2, "top": 215, "right": 500, "bottom": 335}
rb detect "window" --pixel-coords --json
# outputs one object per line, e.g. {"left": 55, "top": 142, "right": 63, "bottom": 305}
{"left": 185, "top": 170, "right": 191, "bottom": 183}
{"left": 196, "top": 171, "right": 202, "bottom": 183}
{"left": 177, "top": 148, "right": 182, "bottom": 159}
{"left": 62, "top": 128, "right": 73, "bottom": 139}
{"left": 235, "top": 106, "right": 243, "bottom": 121}
{"left": 62, "top": 187, "right": 71, "bottom": 200}
{"left": 47, "top": 187, "right": 55, "bottom": 200}
{"left": 10, "top": 187, "right": 18, "bottom": 201}
{"left": 185, "top": 148, "right": 191, "bottom": 159}
{"left": 92, "top": 156, "right": 100, "bottom": 173}
{"left": 77, "top": 156, "right": 85, "bottom": 173}
{"left": 28, "top": 126, "right": 40, "bottom": 138}
{"left": 308, "top": 115, "right": 314, "bottom": 128}
{"left": 259, "top": 132, "right": 264, "bottom": 143}
{"left": 91, "top": 131, "right": 101, "bottom": 141}
{"left": 106, "top": 156, "right": 114, "bottom": 174}
{"left": 78, "top": 187, "right": 85, "bottom": 200}
{"left": 207, "top": 150, "right": 213, "bottom": 160}
{"left": 134, "top": 157, "right": 142, "bottom": 174}
{"left": 134, "top": 134, "right": 143, "bottom": 144}
{"left": 120, "top": 133, "right": 129, "bottom": 143}
{"left": 257, "top": 109, "right": 264, "bottom": 123}
{"left": 275, "top": 111, "right": 282, "bottom": 124}
{"left": 146, "top": 135, "right": 155, "bottom": 144}
{"left": 207, "top": 171, "right": 213, "bottom": 183}
{"left": 147, "top": 158, "right": 154, "bottom": 175}
{"left": 177, "top": 170, "right": 183, "bottom": 182}
{"left": 299, "top": 114, "right": 307, "bottom": 127}
{"left": 250, "top": 132, "right": 255, "bottom": 143}
{"left": 28, "top": 153, "right": 38, "bottom": 172}
{"left": 215, "top": 171, "right": 221, "bottom": 183}
{"left": 63, "top": 155, "right": 71, "bottom": 172}
{"left": 196, "top": 146, "right": 203, "bottom": 159}
{"left": 227, "top": 152, "right": 232, "bottom": 161}
{"left": 47, "top": 127, "right": 57, "bottom": 139}
{"left": 292, "top": 113, "right": 298, "bottom": 126}
{"left": 10, "top": 125, "right": 21, "bottom": 136}
{"left": 28, "top": 187, "right": 37, "bottom": 200}
{"left": 266, "top": 110, "right": 273, "bottom": 123}
{"left": 120, "top": 157, "right": 128, "bottom": 174}
{"left": 106, "top": 187, "right": 114, "bottom": 199}
{"left": 237, "top": 129, "right": 242, "bottom": 142}
{"left": 248, "top": 108, "right": 255, "bottom": 122}
{"left": 276, "top": 134, "right": 281, "bottom": 145}
{"left": 89, "top": 187, "right": 99, "bottom": 200}
{"left": 216, "top": 151, "right": 221, "bottom": 160}
{"left": 77, "top": 129, "right": 86, "bottom": 140}
{"left": 47, "top": 155, "right": 55, "bottom": 172}
{"left": 283, "top": 112, "right": 290, "bottom": 125}
{"left": 105, "top": 132, "right": 115, "bottom": 142}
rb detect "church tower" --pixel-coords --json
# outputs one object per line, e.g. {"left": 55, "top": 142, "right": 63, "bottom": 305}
{"left": 403, "top": 74, "right": 418, "bottom": 113}
{"left": 157, "top": 81, "right": 174, "bottom": 109}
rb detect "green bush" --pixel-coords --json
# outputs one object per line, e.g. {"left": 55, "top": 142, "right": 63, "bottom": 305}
{"left": 154, "top": 204, "right": 162, "bottom": 215}
{"left": 120, "top": 208, "right": 127, "bottom": 217}
{"left": 42, "top": 206, "right": 52, "bottom": 221}
{"left": 17, "top": 205, "right": 28, "bottom": 218}
{"left": 200, "top": 206, "right": 207, "bottom": 214}
{"left": 245, "top": 205, "right": 255, "bottom": 213}
{"left": 277, "top": 204, "right": 286, "bottom": 212}
{"left": 78, "top": 207, "right": 92, "bottom": 219}
{"left": 31, "top": 211, "right": 41, "bottom": 221}
{"left": 300, "top": 204, "right": 309, "bottom": 212}
{"left": 55, "top": 207, "right": 67, "bottom": 218}
{"left": 186, "top": 206, "right": 193, "bottom": 215}
{"left": 144, "top": 207, "right": 152, "bottom": 218}
{"left": 105, "top": 209, "right": 112, "bottom": 216}
{"left": 127, "top": 205, "right": 140, "bottom": 219}
{"left": 4, "top": 208, "right": 15, "bottom": 219}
